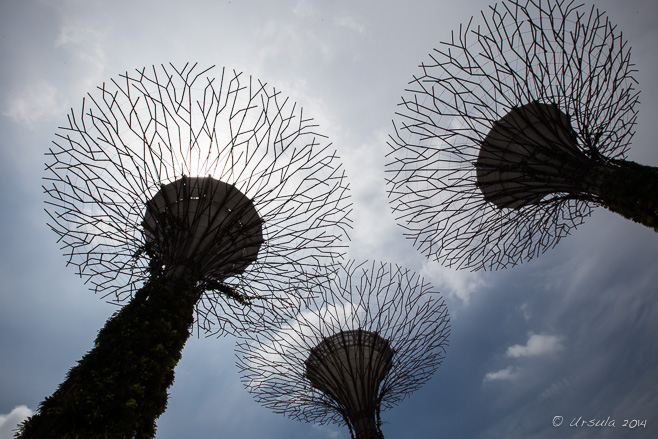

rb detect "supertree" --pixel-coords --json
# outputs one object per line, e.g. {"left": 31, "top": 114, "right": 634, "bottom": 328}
{"left": 237, "top": 260, "right": 450, "bottom": 439}
{"left": 386, "top": 0, "right": 657, "bottom": 270}
{"left": 18, "top": 63, "right": 352, "bottom": 439}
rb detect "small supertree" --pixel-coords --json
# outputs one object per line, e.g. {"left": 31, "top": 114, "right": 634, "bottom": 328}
{"left": 386, "top": 0, "right": 657, "bottom": 270}
{"left": 237, "top": 260, "right": 450, "bottom": 439}
{"left": 19, "top": 63, "right": 352, "bottom": 439}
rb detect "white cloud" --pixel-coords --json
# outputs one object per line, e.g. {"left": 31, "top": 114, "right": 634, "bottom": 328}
{"left": 419, "top": 259, "right": 488, "bottom": 305}
{"left": 484, "top": 334, "right": 565, "bottom": 384}
{"left": 334, "top": 15, "right": 366, "bottom": 35}
{"left": 2, "top": 80, "right": 66, "bottom": 129}
{"left": 311, "top": 422, "right": 343, "bottom": 438}
{"left": 55, "top": 20, "right": 108, "bottom": 89}
{"left": 538, "top": 377, "right": 571, "bottom": 401}
{"left": 254, "top": 18, "right": 336, "bottom": 69}
{"left": 292, "top": 0, "right": 316, "bottom": 18}
{"left": 506, "top": 333, "right": 564, "bottom": 358}
{"left": 519, "top": 302, "right": 531, "bottom": 321}
{"left": 342, "top": 130, "right": 406, "bottom": 263}
{"left": 0, "top": 406, "right": 32, "bottom": 439}
{"left": 484, "top": 366, "right": 517, "bottom": 382}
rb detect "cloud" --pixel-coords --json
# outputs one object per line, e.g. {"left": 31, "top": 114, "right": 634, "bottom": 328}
{"left": 334, "top": 15, "right": 366, "bottom": 35}
{"left": 506, "top": 333, "right": 564, "bottom": 358}
{"left": 419, "top": 260, "right": 488, "bottom": 306}
{"left": 254, "top": 19, "right": 333, "bottom": 74}
{"left": 292, "top": 0, "right": 316, "bottom": 18}
{"left": 0, "top": 406, "right": 32, "bottom": 439}
{"left": 311, "top": 422, "right": 343, "bottom": 438}
{"left": 519, "top": 302, "right": 531, "bottom": 321}
{"left": 54, "top": 19, "right": 108, "bottom": 89}
{"left": 2, "top": 80, "right": 66, "bottom": 129}
{"left": 483, "top": 333, "right": 564, "bottom": 385}
{"left": 343, "top": 130, "right": 408, "bottom": 263}
{"left": 538, "top": 377, "right": 571, "bottom": 401}
{"left": 483, "top": 366, "right": 517, "bottom": 382}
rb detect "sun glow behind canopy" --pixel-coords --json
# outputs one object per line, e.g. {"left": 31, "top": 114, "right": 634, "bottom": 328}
{"left": 43, "top": 64, "right": 352, "bottom": 334}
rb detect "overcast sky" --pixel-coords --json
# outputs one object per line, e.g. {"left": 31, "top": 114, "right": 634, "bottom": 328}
{"left": 2, "top": 0, "right": 658, "bottom": 438}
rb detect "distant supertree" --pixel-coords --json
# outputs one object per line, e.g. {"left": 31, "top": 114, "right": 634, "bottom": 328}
{"left": 19, "top": 63, "right": 351, "bottom": 439}
{"left": 386, "top": 0, "right": 657, "bottom": 270}
{"left": 237, "top": 260, "right": 450, "bottom": 439}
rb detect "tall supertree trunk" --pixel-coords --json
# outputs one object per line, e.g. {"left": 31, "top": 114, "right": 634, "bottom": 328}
{"left": 32, "top": 62, "right": 352, "bottom": 436}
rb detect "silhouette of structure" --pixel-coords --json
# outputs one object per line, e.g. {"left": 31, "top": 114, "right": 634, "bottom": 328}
{"left": 19, "top": 63, "right": 351, "bottom": 439}
{"left": 386, "top": 0, "right": 657, "bottom": 270}
{"left": 237, "top": 260, "right": 450, "bottom": 439}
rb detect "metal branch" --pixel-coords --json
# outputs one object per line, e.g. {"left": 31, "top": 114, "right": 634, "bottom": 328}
{"left": 236, "top": 260, "right": 450, "bottom": 438}
{"left": 386, "top": 0, "right": 645, "bottom": 270}
{"left": 21, "top": 63, "right": 353, "bottom": 439}
{"left": 44, "top": 63, "right": 353, "bottom": 334}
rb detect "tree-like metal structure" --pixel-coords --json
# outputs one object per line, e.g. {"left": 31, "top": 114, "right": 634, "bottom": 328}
{"left": 19, "top": 63, "right": 351, "bottom": 439}
{"left": 237, "top": 260, "right": 450, "bottom": 439}
{"left": 386, "top": 0, "right": 657, "bottom": 270}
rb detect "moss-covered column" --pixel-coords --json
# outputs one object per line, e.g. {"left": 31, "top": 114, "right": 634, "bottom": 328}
{"left": 16, "top": 271, "right": 200, "bottom": 439}
{"left": 599, "top": 159, "right": 658, "bottom": 231}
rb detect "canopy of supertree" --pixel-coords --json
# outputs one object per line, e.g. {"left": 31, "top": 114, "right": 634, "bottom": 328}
{"left": 386, "top": 0, "right": 646, "bottom": 270}
{"left": 43, "top": 63, "right": 353, "bottom": 335}
{"left": 236, "top": 260, "right": 450, "bottom": 439}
